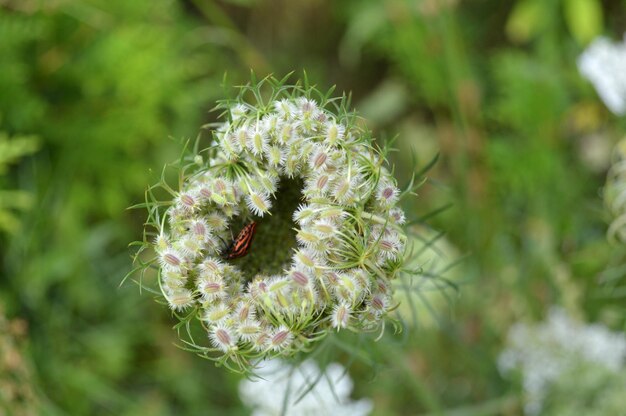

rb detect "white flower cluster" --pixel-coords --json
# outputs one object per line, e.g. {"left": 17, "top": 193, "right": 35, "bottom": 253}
{"left": 578, "top": 34, "right": 626, "bottom": 115}
{"left": 498, "top": 308, "right": 626, "bottom": 415}
{"left": 239, "top": 359, "right": 373, "bottom": 416}
{"left": 154, "top": 95, "right": 407, "bottom": 359}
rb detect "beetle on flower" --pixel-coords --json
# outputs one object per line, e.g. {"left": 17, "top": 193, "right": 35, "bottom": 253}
{"left": 130, "top": 76, "right": 427, "bottom": 371}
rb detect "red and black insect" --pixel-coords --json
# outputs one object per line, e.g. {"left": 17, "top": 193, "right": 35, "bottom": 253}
{"left": 222, "top": 222, "right": 258, "bottom": 260}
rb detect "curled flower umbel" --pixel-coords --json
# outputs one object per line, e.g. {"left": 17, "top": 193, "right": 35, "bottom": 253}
{"left": 130, "top": 77, "right": 421, "bottom": 371}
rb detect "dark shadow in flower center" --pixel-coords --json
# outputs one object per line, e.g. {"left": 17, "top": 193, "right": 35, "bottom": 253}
{"left": 228, "top": 177, "right": 302, "bottom": 280}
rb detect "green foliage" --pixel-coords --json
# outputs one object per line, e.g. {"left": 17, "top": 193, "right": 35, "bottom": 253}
{"left": 2, "top": 0, "right": 626, "bottom": 414}
{"left": 0, "top": 1, "right": 245, "bottom": 414}
{"left": 542, "top": 363, "right": 626, "bottom": 416}
{"left": 506, "top": 0, "right": 552, "bottom": 43}
{"left": 0, "top": 128, "right": 38, "bottom": 233}
{"left": 0, "top": 131, "right": 38, "bottom": 174}
{"left": 563, "top": 0, "right": 604, "bottom": 46}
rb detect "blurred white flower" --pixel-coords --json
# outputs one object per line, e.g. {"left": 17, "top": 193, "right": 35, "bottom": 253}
{"left": 239, "top": 359, "right": 373, "bottom": 416}
{"left": 578, "top": 34, "right": 626, "bottom": 115}
{"left": 498, "top": 307, "right": 626, "bottom": 415}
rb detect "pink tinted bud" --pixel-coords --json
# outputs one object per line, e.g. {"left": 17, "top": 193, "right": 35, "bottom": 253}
{"left": 164, "top": 253, "right": 181, "bottom": 267}
{"left": 290, "top": 270, "right": 309, "bottom": 287}
{"left": 180, "top": 193, "right": 196, "bottom": 208}
{"left": 271, "top": 330, "right": 290, "bottom": 349}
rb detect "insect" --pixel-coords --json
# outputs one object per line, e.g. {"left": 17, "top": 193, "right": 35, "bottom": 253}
{"left": 222, "top": 222, "right": 258, "bottom": 260}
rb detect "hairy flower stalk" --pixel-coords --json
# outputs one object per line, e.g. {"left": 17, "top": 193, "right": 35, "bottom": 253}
{"left": 132, "top": 77, "right": 419, "bottom": 371}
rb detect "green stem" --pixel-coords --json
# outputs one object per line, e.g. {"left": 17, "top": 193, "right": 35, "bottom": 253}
{"left": 360, "top": 211, "right": 404, "bottom": 234}
{"left": 189, "top": 0, "right": 270, "bottom": 73}
{"left": 378, "top": 343, "right": 444, "bottom": 414}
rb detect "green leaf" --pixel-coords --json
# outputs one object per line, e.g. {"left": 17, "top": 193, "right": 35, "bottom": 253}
{"left": 564, "top": 0, "right": 604, "bottom": 46}
{"left": 0, "top": 132, "right": 39, "bottom": 173}
{"left": 505, "top": 0, "right": 549, "bottom": 43}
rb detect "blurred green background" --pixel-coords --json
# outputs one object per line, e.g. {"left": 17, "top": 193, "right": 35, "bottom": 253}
{"left": 1, "top": 0, "right": 626, "bottom": 414}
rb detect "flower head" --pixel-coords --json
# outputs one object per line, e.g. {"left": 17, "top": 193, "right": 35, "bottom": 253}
{"left": 135, "top": 77, "right": 415, "bottom": 371}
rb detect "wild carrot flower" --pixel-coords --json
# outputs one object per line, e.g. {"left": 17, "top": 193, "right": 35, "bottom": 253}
{"left": 498, "top": 307, "right": 626, "bottom": 415}
{"left": 578, "top": 34, "right": 626, "bottom": 115}
{"left": 130, "top": 76, "right": 428, "bottom": 371}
